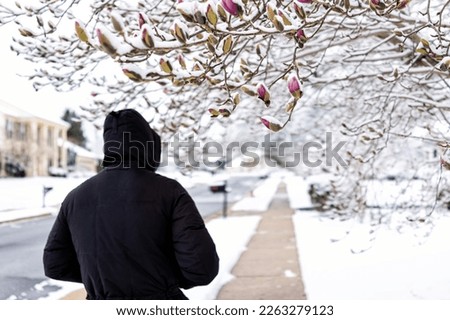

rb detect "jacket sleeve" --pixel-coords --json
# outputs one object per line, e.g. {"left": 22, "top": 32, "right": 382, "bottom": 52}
{"left": 43, "top": 207, "right": 82, "bottom": 283}
{"left": 171, "top": 184, "right": 219, "bottom": 289}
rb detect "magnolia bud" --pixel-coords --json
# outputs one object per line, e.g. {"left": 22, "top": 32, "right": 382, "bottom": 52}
{"left": 295, "top": 29, "right": 307, "bottom": 44}
{"left": 442, "top": 57, "right": 450, "bottom": 70}
{"left": 256, "top": 83, "right": 271, "bottom": 106}
{"left": 111, "top": 12, "right": 124, "bottom": 35}
{"left": 19, "top": 27, "right": 34, "bottom": 37}
{"left": 278, "top": 9, "right": 292, "bottom": 26}
{"left": 261, "top": 116, "right": 283, "bottom": 132}
{"left": 293, "top": 3, "right": 306, "bottom": 19}
{"left": 96, "top": 28, "right": 116, "bottom": 56}
{"left": 266, "top": 4, "right": 276, "bottom": 22}
{"left": 272, "top": 16, "right": 284, "bottom": 31}
{"left": 217, "top": 3, "right": 229, "bottom": 22}
{"left": 160, "top": 58, "right": 173, "bottom": 73}
{"left": 208, "top": 108, "right": 220, "bottom": 117}
{"left": 219, "top": 108, "right": 231, "bottom": 117}
{"left": 171, "top": 22, "right": 188, "bottom": 43}
{"left": 122, "top": 68, "right": 143, "bottom": 82}
{"left": 397, "top": 0, "right": 410, "bottom": 9}
{"left": 288, "top": 75, "right": 302, "bottom": 100}
{"left": 75, "top": 21, "right": 89, "bottom": 43}
{"left": 233, "top": 93, "right": 241, "bottom": 106}
{"left": 241, "top": 85, "right": 257, "bottom": 96}
{"left": 206, "top": 3, "right": 218, "bottom": 26}
{"left": 221, "top": 0, "right": 239, "bottom": 16}
{"left": 178, "top": 54, "right": 187, "bottom": 70}
{"left": 138, "top": 12, "right": 150, "bottom": 29}
{"left": 141, "top": 24, "right": 155, "bottom": 48}
{"left": 222, "top": 35, "right": 233, "bottom": 54}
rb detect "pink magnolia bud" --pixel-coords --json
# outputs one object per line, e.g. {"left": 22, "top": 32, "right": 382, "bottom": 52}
{"left": 256, "top": 83, "right": 271, "bottom": 106}
{"left": 221, "top": 0, "right": 239, "bottom": 16}
{"left": 96, "top": 28, "right": 116, "bottom": 56}
{"left": 297, "top": 0, "right": 312, "bottom": 3}
{"left": 296, "top": 29, "right": 307, "bottom": 43}
{"left": 397, "top": 0, "right": 410, "bottom": 9}
{"left": 288, "top": 75, "right": 302, "bottom": 100}
{"left": 138, "top": 12, "right": 150, "bottom": 29}
{"left": 261, "top": 116, "right": 283, "bottom": 132}
{"left": 370, "top": 0, "right": 380, "bottom": 4}
{"left": 219, "top": 108, "right": 231, "bottom": 117}
{"left": 208, "top": 108, "right": 220, "bottom": 118}
{"left": 141, "top": 25, "right": 155, "bottom": 48}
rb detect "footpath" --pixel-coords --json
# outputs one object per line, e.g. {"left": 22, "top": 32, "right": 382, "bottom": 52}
{"left": 217, "top": 183, "right": 306, "bottom": 299}
{"left": 61, "top": 182, "right": 306, "bottom": 300}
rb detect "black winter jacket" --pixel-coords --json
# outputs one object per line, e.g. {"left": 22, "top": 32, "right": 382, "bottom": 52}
{"left": 43, "top": 109, "right": 219, "bottom": 299}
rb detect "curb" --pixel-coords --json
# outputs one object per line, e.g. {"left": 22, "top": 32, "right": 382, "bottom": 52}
{"left": 0, "top": 209, "right": 55, "bottom": 225}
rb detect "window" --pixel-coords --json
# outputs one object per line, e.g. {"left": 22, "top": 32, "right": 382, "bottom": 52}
{"left": 19, "top": 123, "right": 27, "bottom": 141}
{"left": 5, "top": 119, "right": 13, "bottom": 139}
{"left": 47, "top": 127, "right": 53, "bottom": 147}
{"left": 37, "top": 126, "right": 42, "bottom": 144}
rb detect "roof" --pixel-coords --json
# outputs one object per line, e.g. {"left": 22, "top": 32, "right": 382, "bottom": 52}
{"left": 0, "top": 99, "right": 34, "bottom": 118}
{"left": 0, "top": 99, "right": 69, "bottom": 128}
{"left": 64, "top": 140, "right": 102, "bottom": 160}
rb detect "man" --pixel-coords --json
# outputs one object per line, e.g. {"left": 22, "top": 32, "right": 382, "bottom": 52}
{"left": 43, "top": 109, "right": 219, "bottom": 299}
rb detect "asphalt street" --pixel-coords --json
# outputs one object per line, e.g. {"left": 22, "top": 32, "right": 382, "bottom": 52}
{"left": 0, "top": 175, "right": 261, "bottom": 299}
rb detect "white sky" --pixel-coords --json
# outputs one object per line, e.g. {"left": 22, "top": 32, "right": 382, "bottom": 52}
{"left": 0, "top": 25, "right": 84, "bottom": 117}
{"left": 0, "top": 22, "right": 105, "bottom": 152}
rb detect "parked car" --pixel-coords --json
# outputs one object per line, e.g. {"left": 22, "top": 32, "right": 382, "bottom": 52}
{"left": 48, "top": 166, "right": 67, "bottom": 177}
{"left": 5, "top": 162, "right": 26, "bottom": 177}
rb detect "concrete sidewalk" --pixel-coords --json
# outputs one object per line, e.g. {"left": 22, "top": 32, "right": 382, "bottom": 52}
{"left": 62, "top": 183, "right": 307, "bottom": 300}
{"left": 217, "top": 183, "right": 306, "bottom": 300}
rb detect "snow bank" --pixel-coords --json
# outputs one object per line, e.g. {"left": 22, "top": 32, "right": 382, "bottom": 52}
{"left": 0, "top": 177, "right": 87, "bottom": 212}
{"left": 294, "top": 211, "right": 450, "bottom": 299}
{"left": 284, "top": 175, "right": 312, "bottom": 209}
{"left": 231, "top": 176, "right": 280, "bottom": 211}
{"left": 0, "top": 207, "right": 58, "bottom": 224}
{"left": 183, "top": 215, "right": 261, "bottom": 300}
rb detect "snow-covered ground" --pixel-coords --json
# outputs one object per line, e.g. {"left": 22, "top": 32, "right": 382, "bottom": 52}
{"left": 231, "top": 176, "right": 280, "bottom": 211}
{"left": 285, "top": 175, "right": 450, "bottom": 299}
{"left": 0, "top": 177, "right": 88, "bottom": 212}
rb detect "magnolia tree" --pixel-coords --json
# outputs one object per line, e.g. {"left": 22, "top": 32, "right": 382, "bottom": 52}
{"left": 1, "top": 0, "right": 450, "bottom": 228}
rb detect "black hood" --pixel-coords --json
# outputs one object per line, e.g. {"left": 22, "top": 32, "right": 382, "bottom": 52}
{"left": 102, "top": 109, "right": 161, "bottom": 171}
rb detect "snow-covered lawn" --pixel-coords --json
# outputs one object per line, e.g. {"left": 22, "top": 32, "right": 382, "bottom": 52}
{"left": 285, "top": 174, "right": 450, "bottom": 299}
{"left": 0, "top": 177, "right": 88, "bottom": 212}
{"left": 293, "top": 211, "right": 450, "bottom": 299}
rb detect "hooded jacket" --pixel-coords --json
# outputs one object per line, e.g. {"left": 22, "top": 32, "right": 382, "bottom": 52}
{"left": 43, "top": 109, "right": 219, "bottom": 299}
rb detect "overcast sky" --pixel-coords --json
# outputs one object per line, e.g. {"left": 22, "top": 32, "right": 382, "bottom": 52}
{"left": 0, "top": 22, "right": 92, "bottom": 119}
{"left": 0, "top": 22, "right": 105, "bottom": 152}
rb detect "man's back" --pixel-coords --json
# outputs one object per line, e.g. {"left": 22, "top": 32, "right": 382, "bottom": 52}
{"left": 43, "top": 109, "right": 219, "bottom": 299}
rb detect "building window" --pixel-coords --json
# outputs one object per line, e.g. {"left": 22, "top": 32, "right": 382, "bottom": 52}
{"left": 19, "top": 123, "right": 27, "bottom": 141}
{"left": 5, "top": 119, "right": 13, "bottom": 139}
{"left": 37, "top": 126, "right": 42, "bottom": 144}
{"left": 48, "top": 127, "right": 53, "bottom": 147}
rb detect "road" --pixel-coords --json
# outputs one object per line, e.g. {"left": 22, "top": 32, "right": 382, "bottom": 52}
{"left": 0, "top": 175, "right": 261, "bottom": 299}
